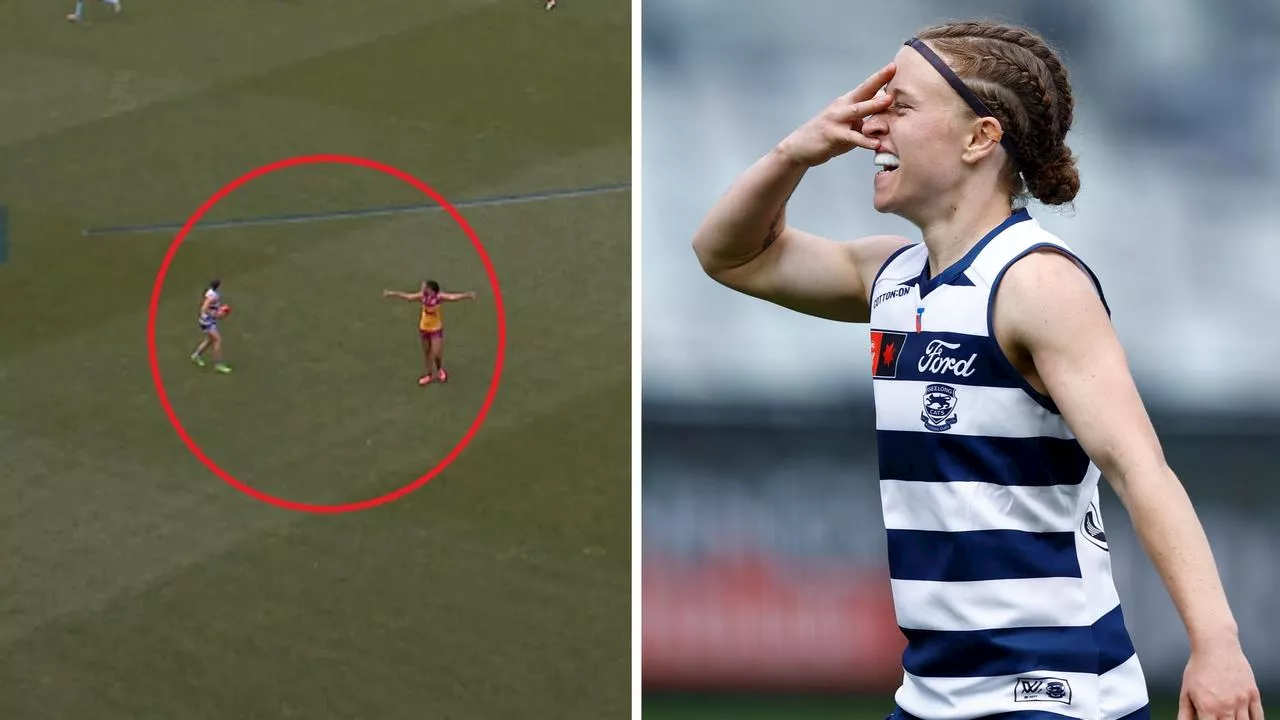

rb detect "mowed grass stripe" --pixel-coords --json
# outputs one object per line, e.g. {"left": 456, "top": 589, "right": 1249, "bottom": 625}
{"left": 0, "top": 0, "right": 510, "bottom": 149}
{"left": 0, "top": 1, "right": 627, "bottom": 226}
{"left": 0, "top": 136, "right": 625, "bottom": 356}
{"left": 0, "top": 359, "right": 625, "bottom": 648}
{"left": 0, "top": 379, "right": 628, "bottom": 719}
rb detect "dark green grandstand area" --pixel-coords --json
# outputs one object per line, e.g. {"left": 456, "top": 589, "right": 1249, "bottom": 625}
{"left": 0, "top": 1, "right": 630, "bottom": 717}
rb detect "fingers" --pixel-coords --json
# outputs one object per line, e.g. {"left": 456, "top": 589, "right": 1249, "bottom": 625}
{"left": 829, "top": 92, "right": 890, "bottom": 128}
{"left": 819, "top": 126, "right": 878, "bottom": 157}
{"left": 849, "top": 62, "right": 896, "bottom": 100}
{"left": 1177, "top": 691, "right": 1194, "bottom": 720}
{"left": 1189, "top": 692, "right": 1262, "bottom": 720}
{"left": 849, "top": 92, "right": 894, "bottom": 119}
{"left": 836, "top": 64, "right": 895, "bottom": 108}
{"left": 840, "top": 128, "right": 881, "bottom": 153}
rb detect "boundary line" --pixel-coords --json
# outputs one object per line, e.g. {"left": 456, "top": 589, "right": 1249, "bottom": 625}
{"left": 83, "top": 182, "right": 630, "bottom": 237}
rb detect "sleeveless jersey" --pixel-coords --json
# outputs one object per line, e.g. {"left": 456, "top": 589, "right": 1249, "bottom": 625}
{"left": 419, "top": 291, "right": 442, "bottom": 332}
{"left": 200, "top": 288, "right": 221, "bottom": 324}
{"left": 867, "top": 209, "right": 1150, "bottom": 720}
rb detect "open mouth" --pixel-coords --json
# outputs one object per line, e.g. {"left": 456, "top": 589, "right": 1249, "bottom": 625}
{"left": 874, "top": 152, "right": 901, "bottom": 175}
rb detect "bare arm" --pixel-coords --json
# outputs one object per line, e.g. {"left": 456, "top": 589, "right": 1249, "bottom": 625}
{"left": 383, "top": 290, "right": 423, "bottom": 301}
{"left": 692, "top": 149, "right": 910, "bottom": 322}
{"left": 690, "top": 64, "right": 910, "bottom": 323}
{"left": 439, "top": 291, "right": 476, "bottom": 302}
{"left": 994, "top": 249, "right": 1262, "bottom": 719}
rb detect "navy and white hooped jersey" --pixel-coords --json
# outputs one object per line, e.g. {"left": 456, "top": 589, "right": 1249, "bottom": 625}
{"left": 867, "top": 209, "right": 1150, "bottom": 720}
{"left": 199, "top": 288, "right": 221, "bottom": 325}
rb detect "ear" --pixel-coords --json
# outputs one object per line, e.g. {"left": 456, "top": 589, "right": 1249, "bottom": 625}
{"left": 962, "top": 116, "right": 1005, "bottom": 165}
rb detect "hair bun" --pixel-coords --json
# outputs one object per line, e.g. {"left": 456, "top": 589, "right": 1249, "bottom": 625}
{"left": 1027, "top": 144, "right": 1079, "bottom": 206}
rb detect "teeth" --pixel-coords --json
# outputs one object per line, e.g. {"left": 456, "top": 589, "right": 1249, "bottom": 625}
{"left": 874, "top": 152, "right": 901, "bottom": 169}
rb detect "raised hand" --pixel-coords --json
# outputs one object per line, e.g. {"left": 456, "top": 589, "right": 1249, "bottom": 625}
{"left": 776, "top": 63, "right": 895, "bottom": 167}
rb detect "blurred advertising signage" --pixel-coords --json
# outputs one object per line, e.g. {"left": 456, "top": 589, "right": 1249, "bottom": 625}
{"left": 643, "top": 555, "right": 905, "bottom": 691}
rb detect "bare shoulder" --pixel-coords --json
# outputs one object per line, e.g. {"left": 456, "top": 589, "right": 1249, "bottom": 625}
{"left": 993, "top": 248, "right": 1165, "bottom": 486}
{"left": 991, "top": 247, "right": 1115, "bottom": 400}
{"left": 999, "top": 246, "right": 1098, "bottom": 290}
{"left": 994, "top": 247, "right": 1108, "bottom": 342}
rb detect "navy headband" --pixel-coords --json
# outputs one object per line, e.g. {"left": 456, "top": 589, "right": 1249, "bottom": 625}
{"left": 904, "top": 37, "right": 1020, "bottom": 167}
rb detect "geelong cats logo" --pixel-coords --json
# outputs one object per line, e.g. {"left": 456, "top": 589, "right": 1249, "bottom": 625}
{"left": 921, "top": 383, "right": 959, "bottom": 432}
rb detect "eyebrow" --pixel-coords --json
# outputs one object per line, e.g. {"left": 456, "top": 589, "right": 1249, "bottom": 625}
{"left": 889, "top": 87, "right": 919, "bottom": 103}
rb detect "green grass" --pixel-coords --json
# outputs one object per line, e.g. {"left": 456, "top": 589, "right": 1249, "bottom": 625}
{"left": 0, "top": 0, "right": 630, "bottom": 716}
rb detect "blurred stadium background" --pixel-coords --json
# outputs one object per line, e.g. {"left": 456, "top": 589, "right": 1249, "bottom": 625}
{"left": 641, "top": 0, "right": 1280, "bottom": 717}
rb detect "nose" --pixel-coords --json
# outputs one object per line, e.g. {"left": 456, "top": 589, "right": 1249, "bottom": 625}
{"left": 862, "top": 107, "right": 889, "bottom": 141}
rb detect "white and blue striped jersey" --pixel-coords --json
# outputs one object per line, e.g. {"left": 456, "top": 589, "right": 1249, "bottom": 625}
{"left": 867, "top": 208, "right": 1150, "bottom": 720}
{"left": 199, "top": 288, "right": 221, "bottom": 327}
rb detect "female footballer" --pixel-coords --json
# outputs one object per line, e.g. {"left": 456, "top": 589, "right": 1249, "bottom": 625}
{"left": 191, "top": 278, "right": 232, "bottom": 374}
{"left": 691, "top": 20, "right": 1262, "bottom": 720}
{"left": 384, "top": 280, "right": 477, "bottom": 386}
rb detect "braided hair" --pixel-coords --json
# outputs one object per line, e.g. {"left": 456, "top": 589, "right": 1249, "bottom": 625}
{"left": 916, "top": 21, "right": 1079, "bottom": 206}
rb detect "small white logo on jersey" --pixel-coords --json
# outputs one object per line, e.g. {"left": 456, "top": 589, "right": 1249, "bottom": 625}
{"left": 872, "top": 286, "right": 911, "bottom": 309}
{"left": 1014, "top": 677, "right": 1072, "bottom": 705}
{"left": 921, "top": 383, "right": 959, "bottom": 432}
{"left": 1081, "top": 501, "right": 1108, "bottom": 551}
{"left": 917, "top": 340, "right": 978, "bottom": 378}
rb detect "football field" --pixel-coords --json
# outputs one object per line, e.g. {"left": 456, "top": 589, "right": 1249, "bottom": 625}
{"left": 0, "top": 0, "right": 630, "bottom": 717}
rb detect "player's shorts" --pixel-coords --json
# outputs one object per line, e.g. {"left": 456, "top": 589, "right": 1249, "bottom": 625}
{"left": 420, "top": 328, "right": 443, "bottom": 340}
{"left": 199, "top": 318, "right": 218, "bottom": 333}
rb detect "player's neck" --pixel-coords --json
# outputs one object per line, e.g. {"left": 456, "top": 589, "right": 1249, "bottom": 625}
{"left": 917, "top": 190, "right": 1014, "bottom": 279}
